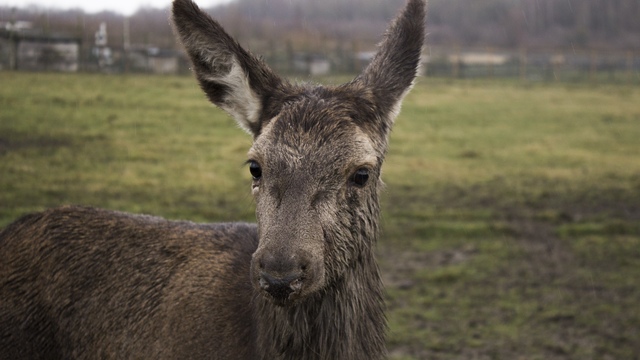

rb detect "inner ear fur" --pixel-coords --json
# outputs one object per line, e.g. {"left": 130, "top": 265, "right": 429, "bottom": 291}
{"left": 171, "top": 0, "right": 287, "bottom": 136}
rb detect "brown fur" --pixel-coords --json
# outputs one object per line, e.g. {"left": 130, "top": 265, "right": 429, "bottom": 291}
{"left": 0, "top": 0, "right": 425, "bottom": 358}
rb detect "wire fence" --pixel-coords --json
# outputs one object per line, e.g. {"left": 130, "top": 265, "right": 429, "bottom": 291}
{"left": 423, "top": 47, "right": 640, "bottom": 84}
{"left": 2, "top": 31, "right": 639, "bottom": 84}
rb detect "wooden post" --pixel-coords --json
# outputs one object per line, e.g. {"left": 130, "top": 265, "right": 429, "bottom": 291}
{"left": 8, "top": 7, "right": 17, "bottom": 70}
{"left": 589, "top": 49, "right": 597, "bottom": 82}
{"left": 626, "top": 51, "right": 634, "bottom": 84}
{"left": 487, "top": 47, "right": 494, "bottom": 79}
{"left": 551, "top": 52, "right": 563, "bottom": 82}
{"left": 75, "top": 14, "right": 82, "bottom": 71}
{"left": 452, "top": 45, "right": 460, "bottom": 79}
{"left": 519, "top": 47, "right": 527, "bottom": 82}
{"left": 123, "top": 17, "right": 130, "bottom": 74}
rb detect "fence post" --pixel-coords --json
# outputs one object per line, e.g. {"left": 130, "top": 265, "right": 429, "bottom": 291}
{"left": 487, "top": 47, "right": 494, "bottom": 79}
{"left": 627, "top": 51, "right": 633, "bottom": 84}
{"left": 519, "top": 47, "right": 527, "bottom": 82}
{"left": 551, "top": 52, "right": 564, "bottom": 82}
{"left": 452, "top": 45, "right": 461, "bottom": 79}
{"left": 589, "top": 49, "right": 597, "bottom": 82}
{"left": 123, "top": 16, "right": 130, "bottom": 74}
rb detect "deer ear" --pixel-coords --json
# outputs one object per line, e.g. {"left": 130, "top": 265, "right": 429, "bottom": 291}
{"left": 356, "top": 0, "right": 425, "bottom": 127}
{"left": 171, "top": 0, "right": 285, "bottom": 136}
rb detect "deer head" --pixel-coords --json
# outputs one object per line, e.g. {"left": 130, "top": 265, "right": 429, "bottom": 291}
{"left": 172, "top": 0, "right": 425, "bottom": 306}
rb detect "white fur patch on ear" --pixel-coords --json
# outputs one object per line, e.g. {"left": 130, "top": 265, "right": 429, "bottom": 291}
{"left": 201, "top": 57, "right": 262, "bottom": 134}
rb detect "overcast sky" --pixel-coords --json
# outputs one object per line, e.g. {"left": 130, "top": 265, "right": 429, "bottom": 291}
{"left": 3, "top": 0, "right": 232, "bottom": 15}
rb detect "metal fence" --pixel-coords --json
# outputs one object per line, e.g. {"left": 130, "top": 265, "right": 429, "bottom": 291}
{"left": 423, "top": 47, "right": 640, "bottom": 83}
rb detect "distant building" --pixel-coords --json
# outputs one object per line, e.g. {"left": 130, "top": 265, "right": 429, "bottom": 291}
{"left": 292, "top": 53, "right": 331, "bottom": 76}
{"left": 448, "top": 52, "right": 509, "bottom": 66}
{"left": 124, "top": 46, "right": 184, "bottom": 74}
{"left": 0, "top": 25, "right": 81, "bottom": 72}
{"left": 146, "top": 47, "right": 181, "bottom": 75}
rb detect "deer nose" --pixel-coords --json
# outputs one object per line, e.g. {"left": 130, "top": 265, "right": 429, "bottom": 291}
{"left": 256, "top": 252, "right": 309, "bottom": 302}
{"left": 258, "top": 272, "right": 303, "bottom": 301}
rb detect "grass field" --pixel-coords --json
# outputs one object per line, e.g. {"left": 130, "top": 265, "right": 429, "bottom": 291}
{"left": 1, "top": 72, "right": 639, "bottom": 359}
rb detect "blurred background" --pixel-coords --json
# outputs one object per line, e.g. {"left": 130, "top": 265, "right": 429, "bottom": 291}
{"left": 1, "top": 1, "right": 639, "bottom": 359}
{"left": 1, "top": 0, "right": 639, "bottom": 81}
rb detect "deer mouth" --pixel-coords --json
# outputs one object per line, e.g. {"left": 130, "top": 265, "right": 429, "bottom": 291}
{"left": 256, "top": 272, "right": 305, "bottom": 306}
{"left": 250, "top": 252, "right": 326, "bottom": 307}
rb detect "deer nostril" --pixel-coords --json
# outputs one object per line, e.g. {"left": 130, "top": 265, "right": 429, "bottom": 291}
{"left": 290, "top": 278, "right": 303, "bottom": 291}
{"left": 259, "top": 276, "right": 269, "bottom": 290}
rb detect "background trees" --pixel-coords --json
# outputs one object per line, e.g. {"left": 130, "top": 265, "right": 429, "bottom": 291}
{"left": 1, "top": 0, "right": 638, "bottom": 51}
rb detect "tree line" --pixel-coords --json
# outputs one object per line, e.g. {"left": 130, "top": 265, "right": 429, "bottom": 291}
{"left": 1, "top": 0, "right": 638, "bottom": 52}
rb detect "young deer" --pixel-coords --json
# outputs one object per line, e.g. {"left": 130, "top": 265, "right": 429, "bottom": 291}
{"left": 0, "top": 0, "right": 425, "bottom": 358}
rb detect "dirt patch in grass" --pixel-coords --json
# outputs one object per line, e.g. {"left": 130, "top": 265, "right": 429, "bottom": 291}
{"left": 386, "top": 175, "right": 640, "bottom": 223}
{"left": 0, "top": 132, "right": 73, "bottom": 155}
{"left": 383, "top": 245, "right": 479, "bottom": 291}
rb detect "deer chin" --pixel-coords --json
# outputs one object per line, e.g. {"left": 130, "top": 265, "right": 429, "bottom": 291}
{"left": 259, "top": 289, "right": 303, "bottom": 308}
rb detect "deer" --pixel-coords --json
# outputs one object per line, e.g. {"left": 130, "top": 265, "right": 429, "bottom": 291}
{"left": 0, "top": 0, "right": 425, "bottom": 358}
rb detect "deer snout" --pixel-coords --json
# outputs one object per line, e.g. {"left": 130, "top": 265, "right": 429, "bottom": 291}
{"left": 252, "top": 249, "right": 322, "bottom": 305}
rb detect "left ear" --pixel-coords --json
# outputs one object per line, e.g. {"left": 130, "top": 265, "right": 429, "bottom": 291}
{"left": 355, "top": 0, "right": 426, "bottom": 129}
{"left": 171, "top": 0, "right": 288, "bottom": 136}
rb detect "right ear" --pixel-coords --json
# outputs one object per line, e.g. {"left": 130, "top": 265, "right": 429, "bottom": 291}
{"left": 171, "top": 0, "right": 287, "bottom": 136}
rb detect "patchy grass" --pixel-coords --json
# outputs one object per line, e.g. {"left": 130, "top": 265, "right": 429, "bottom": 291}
{"left": 1, "top": 72, "right": 639, "bottom": 358}
{"left": 0, "top": 72, "right": 253, "bottom": 223}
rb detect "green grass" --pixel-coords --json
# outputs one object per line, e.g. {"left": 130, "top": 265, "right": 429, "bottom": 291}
{"left": 0, "top": 72, "right": 254, "bottom": 223}
{"left": 1, "top": 72, "right": 640, "bottom": 359}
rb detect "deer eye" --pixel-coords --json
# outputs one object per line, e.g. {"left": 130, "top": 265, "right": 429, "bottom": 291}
{"left": 249, "top": 161, "right": 262, "bottom": 180}
{"left": 351, "top": 168, "right": 369, "bottom": 187}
